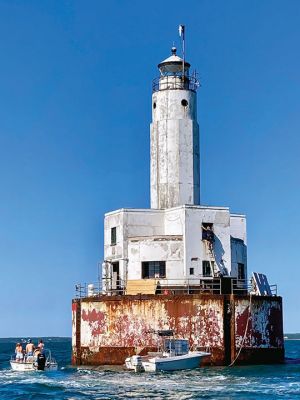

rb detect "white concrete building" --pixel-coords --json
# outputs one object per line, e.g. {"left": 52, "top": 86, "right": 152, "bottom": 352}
{"left": 102, "top": 47, "right": 247, "bottom": 292}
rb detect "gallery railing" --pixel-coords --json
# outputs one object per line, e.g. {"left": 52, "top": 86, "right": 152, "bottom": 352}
{"left": 152, "top": 75, "right": 200, "bottom": 93}
{"left": 75, "top": 278, "right": 277, "bottom": 298}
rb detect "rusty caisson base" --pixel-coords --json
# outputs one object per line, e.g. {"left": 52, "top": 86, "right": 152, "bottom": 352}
{"left": 72, "top": 294, "right": 284, "bottom": 367}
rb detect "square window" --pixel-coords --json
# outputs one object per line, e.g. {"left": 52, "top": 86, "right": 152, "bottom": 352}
{"left": 142, "top": 261, "right": 166, "bottom": 279}
{"left": 111, "top": 227, "right": 117, "bottom": 245}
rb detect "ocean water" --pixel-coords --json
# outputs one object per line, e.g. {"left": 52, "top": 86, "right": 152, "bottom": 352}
{"left": 0, "top": 338, "right": 299, "bottom": 399}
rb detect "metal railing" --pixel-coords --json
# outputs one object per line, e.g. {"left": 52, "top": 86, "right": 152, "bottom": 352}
{"left": 75, "top": 279, "right": 125, "bottom": 298}
{"left": 152, "top": 75, "right": 199, "bottom": 93}
{"left": 75, "top": 278, "right": 277, "bottom": 298}
{"left": 75, "top": 282, "right": 102, "bottom": 298}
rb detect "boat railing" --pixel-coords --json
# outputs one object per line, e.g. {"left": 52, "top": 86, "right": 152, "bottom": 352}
{"left": 10, "top": 354, "right": 34, "bottom": 363}
{"left": 10, "top": 348, "right": 55, "bottom": 363}
{"left": 191, "top": 344, "right": 211, "bottom": 354}
{"left": 44, "top": 349, "right": 55, "bottom": 363}
{"left": 10, "top": 353, "right": 28, "bottom": 362}
{"left": 75, "top": 277, "right": 278, "bottom": 298}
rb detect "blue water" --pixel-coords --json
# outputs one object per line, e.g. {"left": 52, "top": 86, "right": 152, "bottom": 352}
{"left": 0, "top": 338, "right": 299, "bottom": 399}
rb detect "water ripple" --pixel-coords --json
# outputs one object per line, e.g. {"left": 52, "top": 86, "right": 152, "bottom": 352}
{"left": 0, "top": 338, "right": 300, "bottom": 399}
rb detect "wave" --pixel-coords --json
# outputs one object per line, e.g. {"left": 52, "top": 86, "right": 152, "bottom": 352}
{"left": 0, "top": 338, "right": 300, "bottom": 399}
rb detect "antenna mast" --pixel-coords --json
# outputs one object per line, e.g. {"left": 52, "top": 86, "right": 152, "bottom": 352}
{"left": 179, "top": 24, "right": 185, "bottom": 84}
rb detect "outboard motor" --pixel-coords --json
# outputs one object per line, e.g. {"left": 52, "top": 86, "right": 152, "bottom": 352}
{"left": 37, "top": 352, "right": 46, "bottom": 370}
{"left": 131, "top": 355, "right": 144, "bottom": 373}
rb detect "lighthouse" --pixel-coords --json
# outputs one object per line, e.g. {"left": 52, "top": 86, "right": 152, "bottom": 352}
{"left": 150, "top": 46, "right": 200, "bottom": 209}
{"left": 72, "top": 28, "right": 284, "bottom": 367}
{"left": 101, "top": 42, "right": 247, "bottom": 290}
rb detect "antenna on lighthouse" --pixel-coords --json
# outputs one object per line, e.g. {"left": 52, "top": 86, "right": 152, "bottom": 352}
{"left": 179, "top": 24, "right": 185, "bottom": 82}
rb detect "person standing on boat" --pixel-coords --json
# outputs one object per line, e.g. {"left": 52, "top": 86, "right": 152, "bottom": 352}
{"left": 38, "top": 339, "right": 44, "bottom": 353}
{"left": 34, "top": 347, "right": 41, "bottom": 360}
{"left": 15, "top": 343, "right": 23, "bottom": 362}
{"left": 26, "top": 339, "right": 35, "bottom": 356}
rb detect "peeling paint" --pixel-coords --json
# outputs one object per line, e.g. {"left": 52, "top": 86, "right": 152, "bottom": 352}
{"left": 72, "top": 294, "right": 284, "bottom": 366}
{"left": 235, "top": 296, "right": 284, "bottom": 349}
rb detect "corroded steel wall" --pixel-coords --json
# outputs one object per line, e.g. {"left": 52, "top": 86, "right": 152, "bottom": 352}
{"left": 234, "top": 295, "right": 284, "bottom": 364}
{"left": 72, "top": 294, "right": 284, "bottom": 366}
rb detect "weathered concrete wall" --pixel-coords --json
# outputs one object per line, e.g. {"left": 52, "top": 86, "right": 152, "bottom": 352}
{"left": 128, "top": 236, "right": 183, "bottom": 281}
{"left": 72, "top": 294, "right": 284, "bottom": 366}
{"left": 185, "top": 206, "right": 232, "bottom": 277}
{"left": 150, "top": 88, "right": 199, "bottom": 209}
{"left": 103, "top": 206, "right": 247, "bottom": 283}
{"left": 230, "top": 238, "right": 247, "bottom": 279}
{"left": 230, "top": 215, "right": 247, "bottom": 244}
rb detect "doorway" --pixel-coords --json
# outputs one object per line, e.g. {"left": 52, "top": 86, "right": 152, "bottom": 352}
{"left": 112, "top": 262, "right": 120, "bottom": 293}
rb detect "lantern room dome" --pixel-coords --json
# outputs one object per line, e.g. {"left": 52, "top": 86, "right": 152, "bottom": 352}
{"left": 158, "top": 47, "right": 190, "bottom": 75}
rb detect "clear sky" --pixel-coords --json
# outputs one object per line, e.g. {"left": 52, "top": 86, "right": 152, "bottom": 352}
{"left": 0, "top": 0, "right": 299, "bottom": 337}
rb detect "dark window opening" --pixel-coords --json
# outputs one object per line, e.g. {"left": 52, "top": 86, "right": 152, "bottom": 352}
{"left": 189, "top": 267, "right": 194, "bottom": 275}
{"left": 153, "top": 102, "right": 156, "bottom": 109}
{"left": 142, "top": 261, "right": 166, "bottom": 279}
{"left": 202, "top": 261, "right": 213, "bottom": 277}
{"left": 202, "top": 223, "right": 214, "bottom": 242}
{"left": 112, "top": 262, "right": 120, "bottom": 290}
{"left": 238, "top": 263, "right": 245, "bottom": 280}
{"left": 181, "top": 99, "right": 188, "bottom": 107}
{"left": 111, "top": 227, "right": 117, "bottom": 245}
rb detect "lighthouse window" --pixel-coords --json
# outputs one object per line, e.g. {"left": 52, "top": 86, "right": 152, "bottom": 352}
{"left": 153, "top": 102, "right": 156, "bottom": 109}
{"left": 111, "top": 227, "right": 117, "bottom": 246}
{"left": 202, "top": 261, "right": 213, "bottom": 277}
{"left": 181, "top": 99, "right": 188, "bottom": 107}
{"left": 142, "top": 261, "right": 166, "bottom": 279}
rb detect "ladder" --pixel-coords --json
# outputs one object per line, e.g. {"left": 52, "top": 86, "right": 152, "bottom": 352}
{"left": 204, "top": 240, "right": 218, "bottom": 277}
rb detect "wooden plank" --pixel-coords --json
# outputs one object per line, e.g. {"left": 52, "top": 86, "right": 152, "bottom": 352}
{"left": 126, "top": 279, "right": 158, "bottom": 295}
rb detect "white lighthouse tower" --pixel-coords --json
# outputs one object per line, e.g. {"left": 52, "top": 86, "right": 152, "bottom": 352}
{"left": 151, "top": 46, "right": 200, "bottom": 209}
{"left": 102, "top": 30, "right": 247, "bottom": 294}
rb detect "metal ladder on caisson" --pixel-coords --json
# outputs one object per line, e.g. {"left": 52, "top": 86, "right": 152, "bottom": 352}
{"left": 203, "top": 239, "right": 218, "bottom": 277}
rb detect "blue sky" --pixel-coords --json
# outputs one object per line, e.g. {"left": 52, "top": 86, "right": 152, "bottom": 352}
{"left": 0, "top": 0, "right": 299, "bottom": 337}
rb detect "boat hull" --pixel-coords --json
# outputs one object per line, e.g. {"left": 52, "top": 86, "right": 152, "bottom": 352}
{"left": 125, "top": 351, "right": 210, "bottom": 372}
{"left": 10, "top": 361, "right": 58, "bottom": 372}
{"left": 144, "top": 352, "right": 210, "bottom": 372}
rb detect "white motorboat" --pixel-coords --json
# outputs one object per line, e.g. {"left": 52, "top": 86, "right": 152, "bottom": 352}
{"left": 125, "top": 332, "right": 210, "bottom": 372}
{"left": 10, "top": 349, "right": 58, "bottom": 372}
{"left": 126, "top": 350, "right": 210, "bottom": 372}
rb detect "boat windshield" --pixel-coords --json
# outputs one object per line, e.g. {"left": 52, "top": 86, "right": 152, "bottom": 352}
{"left": 163, "top": 339, "right": 189, "bottom": 355}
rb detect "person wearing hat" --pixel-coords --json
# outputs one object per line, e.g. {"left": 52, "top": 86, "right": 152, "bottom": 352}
{"left": 25, "top": 339, "right": 35, "bottom": 356}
